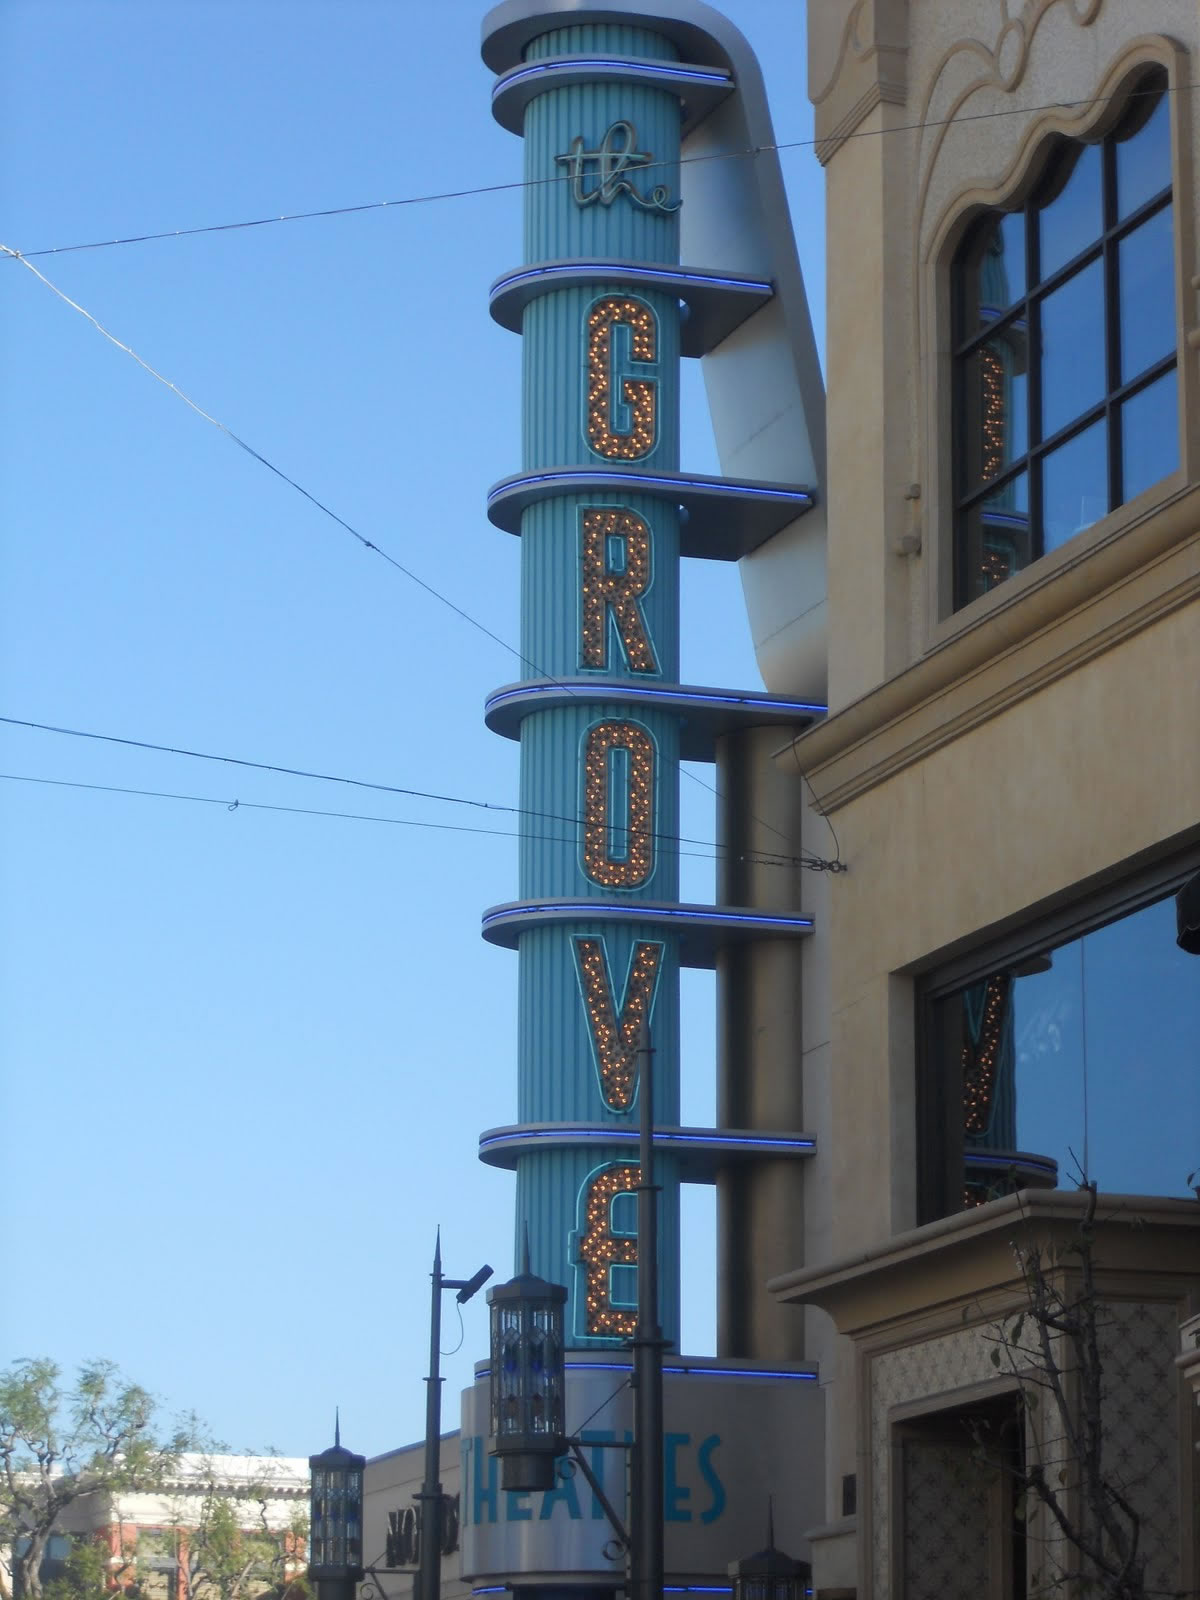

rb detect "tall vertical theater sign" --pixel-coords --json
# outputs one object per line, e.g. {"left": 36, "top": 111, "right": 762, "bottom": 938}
{"left": 461, "top": 1, "right": 830, "bottom": 1585}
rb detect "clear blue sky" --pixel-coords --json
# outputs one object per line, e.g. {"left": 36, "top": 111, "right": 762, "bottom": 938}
{"left": 0, "top": 2, "right": 824, "bottom": 1459}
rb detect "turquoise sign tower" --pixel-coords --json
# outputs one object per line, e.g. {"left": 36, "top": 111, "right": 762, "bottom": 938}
{"left": 491, "top": 23, "right": 685, "bottom": 1348}
{"left": 464, "top": 1, "right": 832, "bottom": 1586}
{"left": 478, "top": 1, "right": 822, "bottom": 1357}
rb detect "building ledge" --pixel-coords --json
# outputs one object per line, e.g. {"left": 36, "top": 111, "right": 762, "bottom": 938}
{"left": 775, "top": 485, "right": 1200, "bottom": 812}
{"left": 768, "top": 1190, "right": 1200, "bottom": 1338}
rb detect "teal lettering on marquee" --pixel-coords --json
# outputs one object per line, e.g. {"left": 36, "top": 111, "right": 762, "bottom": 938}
{"left": 538, "top": 1463, "right": 582, "bottom": 1520}
{"left": 664, "top": 1432, "right": 691, "bottom": 1522}
{"left": 506, "top": 1488, "right": 533, "bottom": 1522}
{"left": 698, "top": 1434, "right": 725, "bottom": 1525}
{"left": 470, "top": 1435, "right": 498, "bottom": 1525}
{"left": 580, "top": 1429, "right": 633, "bottom": 1520}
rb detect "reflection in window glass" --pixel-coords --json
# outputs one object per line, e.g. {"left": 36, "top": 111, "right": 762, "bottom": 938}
{"left": 960, "top": 472, "right": 1030, "bottom": 601}
{"left": 1116, "top": 88, "right": 1171, "bottom": 219}
{"left": 952, "top": 75, "right": 1175, "bottom": 610}
{"left": 1122, "top": 367, "right": 1178, "bottom": 500}
{"left": 1119, "top": 205, "right": 1176, "bottom": 382}
{"left": 943, "top": 892, "right": 1200, "bottom": 1210}
{"left": 962, "top": 211, "right": 1027, "bottom": 331}
{"left": 961, "top": 333, "right": 1029, "bottom": 489}
{"left": 1042, "top": 418, "right": 1107, "bottom": 550}
{"left": 1038, "top": 141, "right": 1102, "bottom": 279}
{"left": 1040, "top": 258, "right": 1105, "bottom": 438}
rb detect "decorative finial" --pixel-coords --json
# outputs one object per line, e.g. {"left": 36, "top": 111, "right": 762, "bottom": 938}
{"left": 521, "top": 1220, "right": 532, "bottom": 1276}
{"left": 334, "top": 1407, "right": 341, "bottom": 1449}
{"left": 766, "top": 1494, "right": 775, "bottom": 1551}
{"left": 433, "top": 1225, "right": 442, "bottom": 1272}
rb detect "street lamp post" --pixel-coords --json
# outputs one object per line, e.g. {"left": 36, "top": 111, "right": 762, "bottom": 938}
{"left": 417, "top": 1234, "right": 492, "bottom": 1600}
{"left": 630, "top": 1027, "right": 664, "bottom": 1600}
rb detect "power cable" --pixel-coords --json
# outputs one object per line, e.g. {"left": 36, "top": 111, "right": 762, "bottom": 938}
{"left": 0, "top": 718, "right": 814, "bottom": 869}
{"left": 0, "top": 250, "right": 842, "bottom": 872}
{"left": 2, "top": 82, "right": 1176, "bottom": 263}
{"left": 0, "top": 242, "right": 535, "bottom": 678}
{"left": 0, "top": 769, "right": 792, "bottom": 868}
{"left": 788, "top": 738, "right": 843, "bottom": 873}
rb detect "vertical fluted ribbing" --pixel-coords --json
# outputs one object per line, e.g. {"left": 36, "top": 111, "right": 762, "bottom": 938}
{"left": 496, "top": 21, "right": 685, "bottom": 1349}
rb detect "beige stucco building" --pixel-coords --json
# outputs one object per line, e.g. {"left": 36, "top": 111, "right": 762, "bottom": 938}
{"left": 764, "top": 2, "right": 1200, "bottom": 1595}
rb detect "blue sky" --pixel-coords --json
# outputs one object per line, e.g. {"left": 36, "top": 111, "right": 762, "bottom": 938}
{"left": 0, "top": 2, "right": 824, "bottom": 1459}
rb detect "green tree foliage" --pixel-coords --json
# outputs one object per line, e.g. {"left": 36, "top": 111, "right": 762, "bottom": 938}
{"left": 0, "top": 1360, "right": 196, "bottom": 1600}
{"left": 147, "top": 1465, "right": 310, "bottom": 1600}
{"left": 39, "top": 1538, "right": 112, "bottom": 1600}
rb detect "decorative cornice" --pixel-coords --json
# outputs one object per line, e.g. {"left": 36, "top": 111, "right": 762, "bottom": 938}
{"left": 776, "top": 485, "right": 1200, "bottom": 812}
{"left": 809, "top": 0, "right": 908, "bottom": 166}
{"left": 814, "top": 75, "right": 907, "bottom": 167}
{"left": 769, "top": 1190, "right": 1200, "bottom": 1337}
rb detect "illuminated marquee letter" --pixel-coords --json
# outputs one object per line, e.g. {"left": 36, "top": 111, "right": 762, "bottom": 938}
{"left": 583, "top": 720, "right": 655, "bottom": 888}
{"left": 580, "top": 508, "right": 658, "bottom": 674}
{"left": 577, "top": 1163, "right": 639, "bottom": 1339}
{"left": 586, "top": 296, "right": 657, "bottom": 460}
{"left": 573, "top": 936, "right": 663, "bottom": 1111}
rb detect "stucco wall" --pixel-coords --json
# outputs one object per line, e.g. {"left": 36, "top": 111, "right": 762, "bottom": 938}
{"left": 827, "top": 587, "right": 1199, "bottom": 1249}
{"left": 809, "top": 0, "right": 1200, "bottom": 711}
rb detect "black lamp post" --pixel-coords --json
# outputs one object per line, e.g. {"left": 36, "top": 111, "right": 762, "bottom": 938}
{"left": 308, "top": 1421, "right": 366, "bottom": 1600}
{"left": 417, "top": 1234, "right": 492, "bottom": 1600}
{"left": 487, "top": 1239, "right": 567, "bottom": 1491}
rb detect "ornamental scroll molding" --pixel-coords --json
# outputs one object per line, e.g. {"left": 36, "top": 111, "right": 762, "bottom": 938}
{"left": 808, "top": 0, "right": 908, "bottom": 167}
{"left": 910, "top": 0, "right": 1189, "bottom": 262}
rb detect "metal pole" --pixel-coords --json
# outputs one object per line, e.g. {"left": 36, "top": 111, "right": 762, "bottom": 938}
{"left": 418, "top": 1230, "right": 444, "bottom": 1600}
{"left": 632, "top": 1029, "right": 663, "bottom": 1600}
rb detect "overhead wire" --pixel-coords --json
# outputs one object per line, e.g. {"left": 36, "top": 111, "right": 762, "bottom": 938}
{"left": 1, "top": 82, "right": 1177, "bottom": 263}
{"left": 0, "top": 717, "right": 816, "bottom": 870}
{"left": 0, "top": 244, "right": 842, "bottom": 872}
{"left": 4, "top": 80, "right": 1172, "bottom": 875}
{"left": 0, "top": 771, "right": 787, "bottom": 867}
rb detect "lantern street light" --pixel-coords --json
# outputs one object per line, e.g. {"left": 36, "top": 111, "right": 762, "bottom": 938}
{"left": 308, "top": 1420, "right": 366, "bottom": 1600}
{"left": 728, "top": 1503, "right": 811, "bottom": 1600}
{"left": 487, "top": 1237, "right": 567, "bottom": 1492}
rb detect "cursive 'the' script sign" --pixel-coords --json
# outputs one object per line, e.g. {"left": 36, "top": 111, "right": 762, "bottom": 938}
{"left": 555, "top": 120, "right": 680, "bottom": 214}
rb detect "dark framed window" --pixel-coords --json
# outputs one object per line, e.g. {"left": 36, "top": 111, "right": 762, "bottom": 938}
{"left": 953, "top": 71, "right": 1177, "bottom": 609}
{"left": 917, "top": 851, "right": 1200, "bottom": 1223}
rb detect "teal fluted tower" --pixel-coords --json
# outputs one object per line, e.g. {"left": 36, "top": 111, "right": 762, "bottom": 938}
{"left": 468, "top": 3, "right": 828, "bottom": 1582}
{"left": 501, "top": 20, "right": 684, "bottom": 1348}
{"left": 479, "top": 3, "right": 824, "bottom": 1363}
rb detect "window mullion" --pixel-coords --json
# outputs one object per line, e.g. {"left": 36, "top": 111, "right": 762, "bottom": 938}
{"left": 1103, "top": 136, "right": 1122, "bottom": 510}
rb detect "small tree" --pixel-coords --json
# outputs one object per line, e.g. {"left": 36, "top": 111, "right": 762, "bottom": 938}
{"left": 0, "top": 1359, "right": 196, "bottom": 1600}
{"left": 982, "top": 1184, "right": 1187, "bottom": 1600}
{"left": 152, "top": 1464, "right": 309, "bottom": 1600}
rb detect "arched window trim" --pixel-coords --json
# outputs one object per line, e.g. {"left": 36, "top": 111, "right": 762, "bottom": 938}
{"left": 949, "top": 66, "right": 1178, "bottom": 612}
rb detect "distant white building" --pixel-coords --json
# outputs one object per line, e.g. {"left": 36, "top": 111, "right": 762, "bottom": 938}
{"left": 17, "top": 1454, "right": 309, "bottom": 1600}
